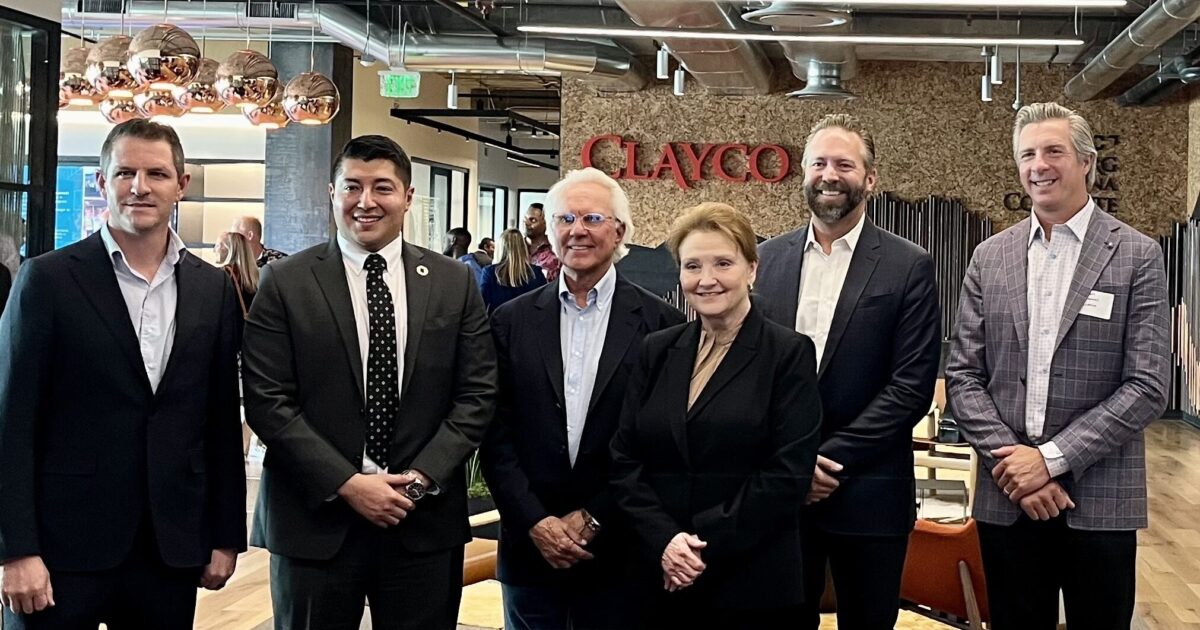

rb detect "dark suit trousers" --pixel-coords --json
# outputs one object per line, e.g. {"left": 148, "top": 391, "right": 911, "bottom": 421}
{"left": 2, "top": 515, "right": 201, "bottom": 630}
{"left": 799, "top": 522, "right": 910, "bottom": 630}
{"left": 978, "top": 516, "right": 1136, "bottom": 630}
{"left": 270, "top": 518, "right": 464, "bottom": 630}
{"left": 502, "top": 581, "right": 643, "bottom": 630}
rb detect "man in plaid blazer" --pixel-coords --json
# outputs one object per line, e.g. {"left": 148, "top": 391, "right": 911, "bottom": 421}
{"left": 947, "top": 102, "right": 1170, "bottom": 630}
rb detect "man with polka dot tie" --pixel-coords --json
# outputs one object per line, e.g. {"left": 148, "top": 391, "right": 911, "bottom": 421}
{"left": 242, "top": 135, "right": 497, "bottom": 630}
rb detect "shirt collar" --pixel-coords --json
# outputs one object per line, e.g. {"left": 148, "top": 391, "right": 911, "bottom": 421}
{"left": 1029, "top": 198, "right": 1095, "bottom": 247}
{"left": 337, "top": 232, "right": 405, "bottom": 277}
{"left": 805, "top": 211, "right": 867, "bottom": 253}
{"left": 558, "top": 263, "right": 617, "bottom": 312}
{"left": 99, "top": 223, "right": 186, "bottom": 271}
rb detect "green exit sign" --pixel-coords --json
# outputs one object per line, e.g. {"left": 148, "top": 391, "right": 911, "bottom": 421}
{"left": 379, "top": 71, "right": 421, "bottom": 98}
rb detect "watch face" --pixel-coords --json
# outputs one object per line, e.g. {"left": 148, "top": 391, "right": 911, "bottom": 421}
{"left": 405, "top": 481, "right": 426, "bottom": 501}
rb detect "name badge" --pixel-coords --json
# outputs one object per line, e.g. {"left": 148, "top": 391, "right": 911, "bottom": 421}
{"left": 1080, "top": 290, "right": 1114, "bottom": 320}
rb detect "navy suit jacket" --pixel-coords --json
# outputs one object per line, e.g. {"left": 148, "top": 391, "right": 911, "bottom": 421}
{"left": 481, "top": 273, "right": 683, "bottom": 586}
{"left": 756, "top": 218, "right": 941, "bottom": 535}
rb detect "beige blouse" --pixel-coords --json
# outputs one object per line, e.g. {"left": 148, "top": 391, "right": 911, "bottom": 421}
{"left": 688, "top": 323, "right": 744, "bottom": 410}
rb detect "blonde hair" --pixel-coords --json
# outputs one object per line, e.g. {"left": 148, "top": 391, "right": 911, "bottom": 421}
{"left": 667, "top": 202, "right": 759, "bottom": 265}
{"left": 218, "top": 231, "right": 260, "bottom": 295}
{"left": 1012, "top": 102, "right": 1097, "bottom": 188}
{"left": 802, "top": 113, "right": 878, "bottom": 172}
{"left": 495, "top": 229, "right": 533, "bottom": 288}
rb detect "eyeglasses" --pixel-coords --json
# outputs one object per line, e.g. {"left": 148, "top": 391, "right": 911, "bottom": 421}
{"left": 551, "top": 213, "right": 622, "bottom": 230}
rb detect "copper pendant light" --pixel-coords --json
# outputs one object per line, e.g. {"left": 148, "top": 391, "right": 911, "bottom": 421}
{"left": 86, "top": 35, "right": 140, "bottom": 98}
{"left": 215, "top": 49, "right": 278, "bottom": 110}
{"left": 173, "top": 57, "right": 223, "bottom": 113}
{"left": 128, "top": 24, "right": 201, "bottom": 91}
{"left": 60, "top": 46, "right": 102, "bottom": 107}
{"left": 244, "top": 90, "right": 289, "bottom": 129}
{"left": 99, "top": 96, "right": 145, "bottom": 124}
{"left": 135, "top": 89, "right": 187, "bottom": 118}
{"left": 282, "top": 71, "right": 340, "bottom": 125}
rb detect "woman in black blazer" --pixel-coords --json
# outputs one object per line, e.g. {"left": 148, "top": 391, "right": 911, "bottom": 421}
{"left": 611, "top": 202, "right": 822, "bottom": 628}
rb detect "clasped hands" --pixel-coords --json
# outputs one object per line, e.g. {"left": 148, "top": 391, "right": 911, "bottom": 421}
{"left": 337, "top": 470, "right": 426, "bottom": 528}
{"left": 991, "top": 445, "right": 1075, "bottom": 520}
{"left": 529, "top": 510, "right": 597, "bottom": 569}
{"left": 661, "top": 532, "right": 707, "bottom": 592}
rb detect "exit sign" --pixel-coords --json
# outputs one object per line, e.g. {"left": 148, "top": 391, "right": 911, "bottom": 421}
{"left": 379, "top": 71, "right": 421, "bottom": 98}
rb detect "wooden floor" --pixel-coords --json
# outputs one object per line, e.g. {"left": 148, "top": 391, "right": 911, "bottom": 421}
{"left": 193, "top": 420, "right": 1200, "bottom": 629}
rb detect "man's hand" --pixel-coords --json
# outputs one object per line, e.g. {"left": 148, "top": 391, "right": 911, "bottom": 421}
{"left": 805, "top": 455, "right": 844, "bottom": 505}
{"left": 661, "top": 532, "right": 707, "bottom": 592}
{"left": 560, "top": 510, "right": 596, "bottom": 544}
{"left": 1017, "top": 481, "right": 1075, "bottom": 520}
{"left": 529, "top": 516, "right": 594, "bottom": 569}
{"left": 199, "top": 548, "right": 238, "bottom": 590}
{"left": 991, "top": 445, "right": 1052, "bottom": 501}
{"left": 1, "top": 555, "right": 54, "bottom": 614}
{"left": 337, "top": 472, "right": 416, "bottom": 527}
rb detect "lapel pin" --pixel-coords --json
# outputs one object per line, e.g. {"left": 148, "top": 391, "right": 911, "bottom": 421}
{"left": 416, "top": 265, "right": 429, "bottom": 277}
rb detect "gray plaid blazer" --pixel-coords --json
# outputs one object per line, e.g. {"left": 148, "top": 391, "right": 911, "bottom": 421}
{"left": 946, "top": 207, "right": 1170, "bottom": 530}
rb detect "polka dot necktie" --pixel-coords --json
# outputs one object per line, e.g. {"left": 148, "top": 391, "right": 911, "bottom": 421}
{"left": 363, "top": 253, "right": 400, "bottom": 468}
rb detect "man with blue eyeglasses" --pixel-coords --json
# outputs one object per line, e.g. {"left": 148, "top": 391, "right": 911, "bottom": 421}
{"left": 481, "top": 168, "right": 683, "bottom": 629}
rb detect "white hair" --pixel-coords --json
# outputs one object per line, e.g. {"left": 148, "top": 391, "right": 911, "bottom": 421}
{"left": 1012, "top": 102, "right": 1098, "bottom": 188}
{"left": 543, "top": 167, "right": 635, "bottom": 261}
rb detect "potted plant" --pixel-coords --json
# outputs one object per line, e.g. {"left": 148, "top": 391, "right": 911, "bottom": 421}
{"left": 466, "top": 450, "right": 499, "bottom": 539}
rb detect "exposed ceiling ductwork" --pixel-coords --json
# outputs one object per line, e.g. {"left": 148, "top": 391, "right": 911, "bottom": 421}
{"left": 745, "top": 3, "right": 858, "bottom": 101}
{"left": 614, "top": 0, "right": 773, "bottom": 96}
{"left": 60, "top": 0, "right": 647, "bottom": 91}
{"left": 1063, "top": 0, "right": 1200, "bottom": 101}
{"left": 1115, "top": 43, "right": 1200, "bottom": 106}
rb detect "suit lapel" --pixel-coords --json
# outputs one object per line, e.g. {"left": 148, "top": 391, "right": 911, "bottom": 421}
{"left": 401, "top": 242, "right": 432, "bottom": 394}
{"left": 1053, "top": 210, "right": 1120, "bottom": 354}
{"left": 533, "top": 285, "right": 567, "bottom": 411}
{"left": 665, "top": 324, "right": 699, "bottom": 467}
{"left": 818, "top": 221, "right": 880, "bottom": 377}
{"left": 687, "top": 308, "right": 761, "bottom": 420}
{"left": 768, "top": 227, "right": 807, "bottom": 326}
{"left": 312, "top": 240, "right": 365, "bottom": 403}
{"left": 67, "top": 233, "right": 153, "bottom": 396}
{"left": 586, "top": 277, "right": 641, "bottom": 414}
{"left": 1003, "top": 220, "right": 1032, "bottom": 358}
{"left": 155, "top": 251, "right": 203, "bottom": 396}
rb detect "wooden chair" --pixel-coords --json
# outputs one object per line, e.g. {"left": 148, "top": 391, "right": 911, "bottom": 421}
{"left": 463, "top": 510, "right": 501, "bottom": 586}
{"left": 901, "top": 518, "right": 989, "bottom": 630}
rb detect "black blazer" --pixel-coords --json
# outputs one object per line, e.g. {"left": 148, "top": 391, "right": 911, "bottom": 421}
{"left": 610, "top": 306, "right": 822, "bottom": 610}
{"left": 757, "top": 219, "right": 941, "bottom": 536}
{"left": 0, "top": 233, "right": 246, "bottom": 571}
{"left": 480, "top": 274, "right": 684, "bottom": 586}
{"left": 242, "top": 239, "right": 497, "bottom": 561}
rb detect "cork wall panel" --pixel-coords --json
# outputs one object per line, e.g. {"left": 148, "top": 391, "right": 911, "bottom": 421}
{"left": 1190, "top": 97, "right": 1200, "bottom": 215}
{"left": 562, "top": 61, "right": 1189, "bottom": 246}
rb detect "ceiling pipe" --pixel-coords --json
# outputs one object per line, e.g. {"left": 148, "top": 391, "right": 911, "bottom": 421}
{"left": 1063, "top": 0, "right": 1200, "bottom": 101}
{"left": 62, "top": 1, "right": 647, "bottom": 91}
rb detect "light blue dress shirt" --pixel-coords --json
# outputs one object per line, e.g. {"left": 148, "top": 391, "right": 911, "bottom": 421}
{"left": 558, "top": 264, "right": 616, "bottom": 467}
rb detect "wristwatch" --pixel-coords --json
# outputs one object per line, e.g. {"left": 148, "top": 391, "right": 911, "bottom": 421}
{"left": 582, "top": 510, "right": 601, "bottom": 535}
{"left": 400, "top": 469, "right": 427, "bottom": 501}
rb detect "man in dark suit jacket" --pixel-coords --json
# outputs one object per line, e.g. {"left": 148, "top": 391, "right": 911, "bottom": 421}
{"left": 481, "top": 168, "right": 683, "bottom": 629}
{"left": 242, "top": 135, "right": 497, "bottom": 630}
{"left": 757, "top": 114, "right": 941, "bottom": 629}
{"left": 0, "top": 120, "right": 245, "bottom": 629}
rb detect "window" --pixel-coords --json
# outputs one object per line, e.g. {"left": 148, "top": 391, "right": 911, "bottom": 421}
{"left": 0, "top": 8, "right": 57, "bottom": 265}
{"left": 478, "top": 184, "right": 508, "bottom": 241}
{"left": 409, "top": 159, "right": 470, "bottom": 251}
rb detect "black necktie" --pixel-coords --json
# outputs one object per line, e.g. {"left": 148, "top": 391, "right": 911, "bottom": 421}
{"left": 364, "top": 253, "right": 400, "bottom": 467}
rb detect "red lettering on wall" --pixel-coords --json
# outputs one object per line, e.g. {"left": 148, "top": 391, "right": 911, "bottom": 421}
{"left": 581, "top": 135, "right": 792, "bottom": 189}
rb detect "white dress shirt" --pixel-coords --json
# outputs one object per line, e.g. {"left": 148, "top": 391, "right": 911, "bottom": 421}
{"left": 795, "top": 212, "right": 867, "bottom": 367}
{"left": 1026, "top": 199, "right": 1095, "bottom": 478}
{"left": 99, "top": 224, "right": 185, "bottom": 393}
{"left": 559, "top": 264, "right": 616, "bottom": 467}
{"left": 338, "top": 233, "right": 408, "bottom": 474}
